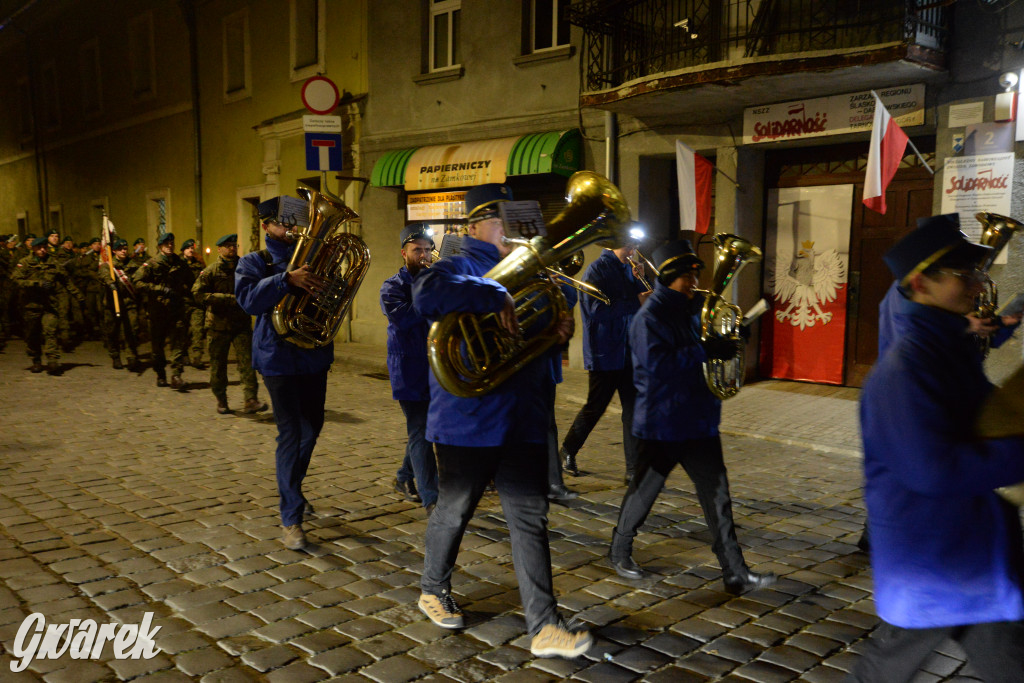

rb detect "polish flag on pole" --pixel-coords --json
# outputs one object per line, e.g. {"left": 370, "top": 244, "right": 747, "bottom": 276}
{"left": 676, "top": 140, "right": 713, "bottom": 234}
{"left": 862, "top": 92, "right": 909, "bottom": 214}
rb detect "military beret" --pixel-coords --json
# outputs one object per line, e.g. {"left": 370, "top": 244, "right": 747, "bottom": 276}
{"left": 31, "top": 237, "right": 49, "bottom": 247}
{"left": 216, "top": 234, "right": 238, "bottom": 246}
{"left": 134, "top": 237, "right": 146, "bottom": 245}
{"left": 45, "top": 228, "right": 59, "bottom": 237}
{"left": 157, "top": 232, "right": 175, "bottom": 245}
{"left": 62, "top": 235, "right": 74, "bottom": 243}
{"left": 112, "top": 239, "right": 128, "bottom": 249}
{"left": 25, "top": 233, "right": 36, "bottom": 240}
{"left": 87, "top": 237, "right": 101, "bottom": 245}
{"left": 400, "top": 223, "right": 434, "bottom": 247}
{"left": 180, "top": 238, "right": 196, "bottom": 251}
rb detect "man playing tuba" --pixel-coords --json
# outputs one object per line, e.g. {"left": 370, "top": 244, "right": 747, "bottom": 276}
{"left": 411, "top": 183, "right": 592, "bottom": 659}
{"left": 608, "top": 240, "right": 776, "bottom": 596}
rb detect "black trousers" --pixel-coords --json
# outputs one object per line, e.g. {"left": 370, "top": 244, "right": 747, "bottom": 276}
{"left": 611, "top": 436, "right": 746, "bottom": 576}
{"left": 562, "top": 367, "right": 639, "bottom": 472}
{"left": 848, "top": 619, "right": 1024, "bottom": 683}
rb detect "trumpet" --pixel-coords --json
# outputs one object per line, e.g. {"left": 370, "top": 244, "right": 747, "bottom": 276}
{"left": 628, "top": 247, "right": 659, "bottom": 291}
{"left": 974, "top": 212, "right": 1022, "bottom": 356}
{"left": 511, "top": 245, "right": 609, "bottom": 304}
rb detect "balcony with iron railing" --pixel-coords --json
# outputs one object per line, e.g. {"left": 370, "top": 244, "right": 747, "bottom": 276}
{"left": 568, "top": 0, "right": 948, "bottom": 119}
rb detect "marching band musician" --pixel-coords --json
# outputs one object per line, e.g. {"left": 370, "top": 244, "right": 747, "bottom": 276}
{"left": 235, "top": 197, "right": 330, "bottom": 551}
{"left": 411, "top": 183, "right": 593, "bottom": 659}
{"left": 608, "top": 240, "right": 777, "bottom": 596}
{"left": 380, "top": 223, "right": 438, "bottom": 513}
{"left": 852, "top": 220, "right": 1024, "bottom": 681}
{"left": 559, "top": 240, "right": 650, "bottom": 483}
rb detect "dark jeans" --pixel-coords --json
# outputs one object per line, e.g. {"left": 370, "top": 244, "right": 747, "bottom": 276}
{"left": 546, "top": 383, "right": 566, "bottom": 489}
{"left": 848, "top": 620, "right": 1024, "bottom": 683}
{"left": 263, "top": 372, "right": 328, "bottom": 527}
{"left": 562, "top": 367, "right": 639, "bottom": 472}
{"left": 396, "top": 400, "right": 438, "bottom": 507}
{"left": 612, "top": 436, "right": 746, "bottom": 576}
{"left": 422, "top": 442, "right": 558, "bottom": 635}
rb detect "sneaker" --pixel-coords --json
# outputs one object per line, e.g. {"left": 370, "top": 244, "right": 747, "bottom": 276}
{"left": 530, "top": 622, "right": 593, "bottom": 659}
{"left": 282, "top": 524, "right": 307, "bottom": 550}
{"left": 418, "top": 591, "right": 464, "bottom": 629}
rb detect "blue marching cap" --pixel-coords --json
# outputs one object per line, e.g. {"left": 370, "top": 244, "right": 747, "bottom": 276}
{"left": 400, "top": 223, "right": 434, "bottom": 248}
{"left": 31, "top": 237, "right": 49, "bottom": 248}
{"left": 257, "top": 197, "right": 280, "bottom": 221}
{"left": 653, "top": 239, "right": 703, "bottom": 284}
{"left": 216, "top": 234, "right": 238, "bottom": 247}
{"left": 884, "top": 213, "right": 991, "bottom": 285}
{"left": 157, "top": 232, "right": 175, "bottom": 245}
{"left": 465, "top": 184, "right": 513, "bottom": 221}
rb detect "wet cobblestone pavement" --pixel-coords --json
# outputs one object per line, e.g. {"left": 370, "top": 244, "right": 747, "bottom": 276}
{"left": 0, "top": 341, "right": 988, "bottom": 681}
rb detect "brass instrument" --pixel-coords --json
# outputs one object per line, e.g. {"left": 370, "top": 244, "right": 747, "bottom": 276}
{"left": 271, "top": 188, "right": 371, "bottom": 348}
{"left": 699, "top": 234, "right": 762, "bottom": 400}
{"left": 428, "top": 170, "right": 631, "bottom": 397}
{"left": 547, "top": 252, "right": 610, "bottom": 304}
{"left": 628, "top": 247, "right": 659, "bottom": 291}
{"left": 974, "top": 212, "right": 1022, "bottom": 356}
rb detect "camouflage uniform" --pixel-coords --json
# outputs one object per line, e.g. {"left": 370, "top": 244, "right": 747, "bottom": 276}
{"left": 49, "top": 242, "right": 79, "bottom": 348}
{"left": 103, "top": 252, "right": 140, "bottom": 369}
{"left": 11, "top": 250, "right": 82, "bottom": 371}
{"left": 75, "top": 248, "right": 106, "bottom": 340}
{"left": 184, "top": 254, "right": 208, "bottom": 366}
{"left": 128, "top": 249, "right": 151, "bottom": 342}
{"left": 192, "top": 253, "right": 260, "bottom": 410}
{"left": 132, "top": 250, "right": 195, "bottom": 384}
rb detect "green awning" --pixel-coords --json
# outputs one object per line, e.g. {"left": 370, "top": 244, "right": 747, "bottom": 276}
{"left": 370, "top": 128, "right": 582, "bottom": 189}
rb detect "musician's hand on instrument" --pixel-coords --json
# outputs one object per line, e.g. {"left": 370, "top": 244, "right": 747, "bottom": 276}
{"left": 497, "top": 294, "right": 518, "bottom": 336}
{"left": 286, "top": 265, "right": 326, "bottom": 295}
{"left": 554, "top": 311, "right": 575, "bottom": 344}
{"left": 967, "top": 312, "right": 1000, "bottom": 338}
{"left": 1002, "top": 313, "right": 1023, "bottom": 327}
{"left": 632, "top": 263, "right": 644, "bottom": 280}
{"left": 638, "top": 290, "right": 652, "bottom": 304}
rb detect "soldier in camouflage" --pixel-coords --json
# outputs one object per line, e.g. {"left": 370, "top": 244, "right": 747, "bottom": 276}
{"left": 1, "top": 234, "right": 20, "bottom": 343}
{"left": 0, "top": 235, "right": 11, "bottom": 351}
{"left": 103, "top": 239, "right": 140, "bottom": 371}
{"left": 129, "top": 238, "right": 150, "bottom": 342}
{"left": 181, "top": 238, "right": 208, "bottom": 369}
{"left": 11, "top": 237, "right": 83, "bottom": 374}
{"left": 192, "top": 233, "right": 267, "bottom": 415}
{"left": 132, "top": 232, "right": 195, "bottom": 389}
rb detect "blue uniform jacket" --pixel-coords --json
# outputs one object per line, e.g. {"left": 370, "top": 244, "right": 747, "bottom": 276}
{"left": 380, "top": 267, "right": 430, "bottom": 401}
{"left": 861, "top": 300, "right": 1024, "bottom": 628}
{"left": 581, "top": 250, "right": 644, "bottom": 371}
{"left": 235, "top": 237, "right": 334, "bottom": 377}
{"left": 548, "top": 283, "right": 578, "bottom": 385}
{"left": 412, "top": 236, "right": 550, "bottom": 446}
{"left": 630, "top": 282, "right": 721, "bottom": 441}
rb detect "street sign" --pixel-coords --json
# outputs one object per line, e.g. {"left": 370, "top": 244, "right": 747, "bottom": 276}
{"left": 303, "top": 115, "right": 342, "bottom": 133}
{"left": 301, "top": 76, "right": 340, "bottom": 115}
{"left": 305, "top": 133, "right": 343, "bottom": 172}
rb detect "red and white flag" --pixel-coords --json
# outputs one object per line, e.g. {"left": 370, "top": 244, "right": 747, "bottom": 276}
{"left": 100, "top": 216, "right": 117, "bottom": 265}
{"left": 862, "top": 92, "right": 909, "bottom": 214}
{"left": 676, "top": 140, "right": 713, "bottom": 234}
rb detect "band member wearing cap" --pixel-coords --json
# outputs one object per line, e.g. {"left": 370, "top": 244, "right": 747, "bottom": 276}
{"left": 411, "top": 183, "right": 592, "bottom": 659}
{"left": 11, "top": 237, "right": 82, "bottom": 374}
{"left": 851, "top": 220, "right": 1024, "bottom": 681}
{"left": 608, "top": 239, "right": 776, "bottom": 595}
{"left": 181, "top": 238, "right": 208, "bottom": 370}
{"left": 132, "top": 232, "right": 196, "bottom": 389}
{"left": 380, "top": 223, "right": 438, "bottom": 511}
{"left": 193, "top": 234, "right": 267, "bottom": 416}
{"left": 236, "top": 196, "right": 331, "bottom": 551}
{"left": 559, "top": 240, "right": 649, "bottom": 483}
{"left": 103, "top": 239, "right": 140, "bottom": 371}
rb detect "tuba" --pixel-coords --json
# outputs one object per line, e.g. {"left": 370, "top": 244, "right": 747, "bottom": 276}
{"left": 428, "top": 171, "right": 631, "bottom": 397}
{"left": 974, "top": 212, "right": 1022, "bottom": 356}
{"left": 271, "top": 188, "right": 371, "bottom": 348}
{"left": 699, "top": 234, "right": 762, "bottom": 400}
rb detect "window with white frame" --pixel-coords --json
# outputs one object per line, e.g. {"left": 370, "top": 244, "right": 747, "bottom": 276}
{"left": 223, "top": 8, "right": 251, "bottom": 101}
{"left": 39, "top": 61, "right": 60, "bottom": 130}
{"left": 429, "top": 0, "right": 461, "bottom": 71}
{"left": 80, "top": 39, "right": 103, "bottom": 117}
{"left": 530, "top": 0, "right": 569, "bottom": 52}
{"left": 290, "top": 0, "right": 324, "bottom": 81}
{"left": 128, "top": 12, "right": 156, "bottom": 99}
{"left": 146, "top": 190, "right": 170, "bottom": 247}
{"left": 17, "top": 78, "right": 32, "bottom": 138}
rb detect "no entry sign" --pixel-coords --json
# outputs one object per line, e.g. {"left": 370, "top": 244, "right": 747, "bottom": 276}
{"left": 301, "top": 76, "right": 340, "bottom": 115}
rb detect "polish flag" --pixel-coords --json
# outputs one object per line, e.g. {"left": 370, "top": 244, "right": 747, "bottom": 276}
{"left": 100, "top": 215, "right": 117, "bottom": 265}
{"left": 862, "top": 92, "right": 909, "bottom": 214}
{"left": 676, "top": 140, "right": 713, "bottom": 234}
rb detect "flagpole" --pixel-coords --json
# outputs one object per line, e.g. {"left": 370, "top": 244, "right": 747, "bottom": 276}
{"left": 102, "top": 214, "right": 121, "bottom": 318}
{"left": 871, "top": 90, "right": 934, "bottom": 175}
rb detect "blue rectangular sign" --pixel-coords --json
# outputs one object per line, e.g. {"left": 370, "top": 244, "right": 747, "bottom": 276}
{"left": 305, "top": 133, "right": 343, "bottom": 171}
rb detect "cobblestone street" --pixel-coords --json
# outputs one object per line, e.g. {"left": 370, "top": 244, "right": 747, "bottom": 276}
{"left": 0, "top": 340, "right": 983, "bottom": 682}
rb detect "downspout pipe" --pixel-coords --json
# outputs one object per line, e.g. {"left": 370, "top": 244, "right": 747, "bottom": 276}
{"left": 180, "top": 0, "right": 203, "bottom": 246}
{"left": 604, "top": 111, "right": 617, "bottom": 184}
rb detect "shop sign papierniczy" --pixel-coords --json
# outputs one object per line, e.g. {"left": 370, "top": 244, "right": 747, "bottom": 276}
{"left": 742, "top": 84, "right": 925, "bottom": 145}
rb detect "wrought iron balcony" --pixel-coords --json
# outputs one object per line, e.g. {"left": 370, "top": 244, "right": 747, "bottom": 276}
{"left": 567, "top": 0, "right": 948, "bottom": 93}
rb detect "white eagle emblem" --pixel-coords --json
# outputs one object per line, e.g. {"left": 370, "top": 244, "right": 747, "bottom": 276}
{"left": 768, "top": 240, "right": 847, "bottom": 330}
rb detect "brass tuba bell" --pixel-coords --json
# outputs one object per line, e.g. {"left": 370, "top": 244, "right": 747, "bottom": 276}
{"left": 427, "top": 171, "right": 632, "bottom": 397}
{"left": 973, "top": 212, "right": 1022, "bottom": 356}
{"left": 699, "top": 234, "right": 762, "bottom": 400}
{"left": 271, "top": 188, "right": 371, "bottom": 348}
